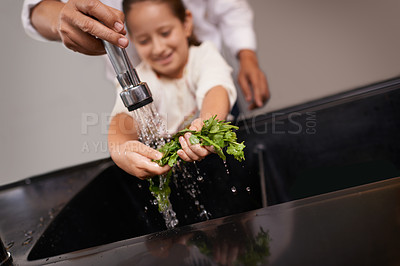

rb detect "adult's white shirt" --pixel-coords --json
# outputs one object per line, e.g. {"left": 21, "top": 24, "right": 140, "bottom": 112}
{"left": 22, "top": 0, "right": 256, "bottom": 62}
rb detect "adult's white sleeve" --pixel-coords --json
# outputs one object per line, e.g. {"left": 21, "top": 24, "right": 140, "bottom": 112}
{"left": 22, "top": 0, "right": 48, "bottom": 41}
{"left": 22, "top": 0, "right": 70, "bottom": 42}
{"left": 211, "top": 0, "right": 257, "bottom": 56}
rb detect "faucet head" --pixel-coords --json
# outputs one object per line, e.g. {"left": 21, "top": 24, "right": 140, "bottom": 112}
{"left": 102, "top": 40, "right": 154, "bottom": 112}
{"left": 120, "top": 82, "right": 153, "bottom": 111}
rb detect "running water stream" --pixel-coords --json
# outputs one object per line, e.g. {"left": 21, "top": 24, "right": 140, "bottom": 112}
{"left": 131, "top": 103, "right": 179, "bottom": 229}
{"left": 132, "top": 103, "right": 215, "bottom": 228}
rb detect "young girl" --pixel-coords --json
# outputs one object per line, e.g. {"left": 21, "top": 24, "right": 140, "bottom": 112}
{"left": 108, "top": 0, "right": 237, "bottom": 179}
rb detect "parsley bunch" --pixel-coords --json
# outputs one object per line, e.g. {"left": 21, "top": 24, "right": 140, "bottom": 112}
{"left": 155, "top": 116, "right": 245, "bottom": 167}
{"left": 149, "top": 116, "right": 245, "bottom": 215}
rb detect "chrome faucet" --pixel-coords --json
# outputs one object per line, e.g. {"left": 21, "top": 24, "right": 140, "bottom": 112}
{"left": 102, "top": 40, "right": 153, "bottom": 111}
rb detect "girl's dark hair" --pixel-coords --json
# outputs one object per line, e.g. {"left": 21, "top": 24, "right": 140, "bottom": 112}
{"left": 122, "top": 0, "right": 200, "bottom": 46}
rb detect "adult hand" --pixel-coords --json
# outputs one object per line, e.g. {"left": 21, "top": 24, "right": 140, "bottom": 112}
{"left": 177, "top": 118, "right": 213, "bottom": 162}
{"left": 58, "top": 0, "right": 129, "bottom": 55}
{"left": 237, "top": 50, "right": 270, "bottom": 110}
{"left": 32, "top": 0, "right": 129, "bottom": 55}
{"left": 111, "top": 140, "right": 171, "bottom": 180}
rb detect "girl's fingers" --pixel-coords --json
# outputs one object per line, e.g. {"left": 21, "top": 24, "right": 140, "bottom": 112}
{"left": 184, "top": 133, "right": 209, "bottom": 157}
{"left": 205, "top": 145, "right": 215, "bottom": 153}
{"left": 177, "top": 149, "right": 192, "bottom": 162}
{"left": 189, "top": 118, "right": 203, "bottom": 131}
{"left": 125, "top": 149, "right": 170, "bottom": 178}
{"left": 179, "top": 136, "right": 200, "bottom": 161}
{"left": 189, "top": 144, "right": 209, "bottom": 157}
{"left": 125, "top": 140, "right": 163, "bottom": 160}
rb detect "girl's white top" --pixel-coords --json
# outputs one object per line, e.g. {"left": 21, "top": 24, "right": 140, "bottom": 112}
{"left": 110, "top": 41, "right": 237, "bottom": 134}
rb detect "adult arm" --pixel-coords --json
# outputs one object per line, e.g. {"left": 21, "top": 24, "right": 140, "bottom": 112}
{"left": 237, "top": 49, "right": 270, "bottom": 109}
{"left": 212, "top": 0, "right": 270, "bottom": 109}
{"left": 22, "top": 0, "right": 129, "bottom": 55}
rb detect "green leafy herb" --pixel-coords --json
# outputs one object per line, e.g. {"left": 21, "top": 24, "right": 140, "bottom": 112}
{"left": 148, "top": 171, "right": 172, "bottom": 212}
{"left": 149, "top": 116, "right": 245, "bottom": 214}
{"left": 155, "top": 116, "right": 245, "bottom": 167}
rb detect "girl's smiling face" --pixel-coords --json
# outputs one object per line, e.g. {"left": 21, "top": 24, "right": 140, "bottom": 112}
{"left": 126, "top": 1, "right": 193, "bottom": 79}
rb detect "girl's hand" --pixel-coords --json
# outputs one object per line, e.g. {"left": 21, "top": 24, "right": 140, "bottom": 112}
{"left": 177, "top": 118, "right": 214, "bottom": 162}
{"left": 110, "top": 140, "right": 171, "bottom": 180}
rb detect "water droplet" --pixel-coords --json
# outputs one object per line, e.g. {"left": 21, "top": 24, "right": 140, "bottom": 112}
{"left": 48, "top": 208, "right": 55, "bottom": 219}
{"left": 194, "top": 200, "right": 199, "bottom": 206}
{"left": 6, "top": 241, "right": 14, "bottom": 250}
{"left": 199, "top": 210, "right": 210, "bottom": 220}
{"left": 170, "top": 219, "right": 179, "bottom": 228}
{"left": 144, "top": 206, "right": 148, "bottom": 212}
{"left": 22, "top": 237, "right": 33, "bottom": 246}
{"left": 162, "top": 206, "right": 179, "bottom": 229}
{"left": 223, "top": 161, "right": 230, "bottom": 175}
{"left": 197, "top": 176, "right": 204, "bottom": 182}
{"left": 24, "top": 230, "right": 34, "bottom": 237}
{"left": 137, "top": 183, "right": 142, "bottom": 189}
{"left": 246, "top": 186, "right": 251, "bottom": 192}
{"left": 231, "top": 186, "right": 237, "bottom": 194}
{"left": 130, "top": 104, "right": 184, "bottom": 229}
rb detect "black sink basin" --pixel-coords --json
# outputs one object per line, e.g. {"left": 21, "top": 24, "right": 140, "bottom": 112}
{"left": 27, "top": 155, "right": 262, "bottom": 260}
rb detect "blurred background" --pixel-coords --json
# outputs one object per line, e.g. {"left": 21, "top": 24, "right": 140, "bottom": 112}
{"left": 1, "top": 0, "right": 400, "bottom": 185}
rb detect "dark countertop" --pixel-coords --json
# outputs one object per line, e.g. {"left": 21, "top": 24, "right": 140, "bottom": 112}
{"left": 1, "top": 159, "right": 399, "bottom": 265}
